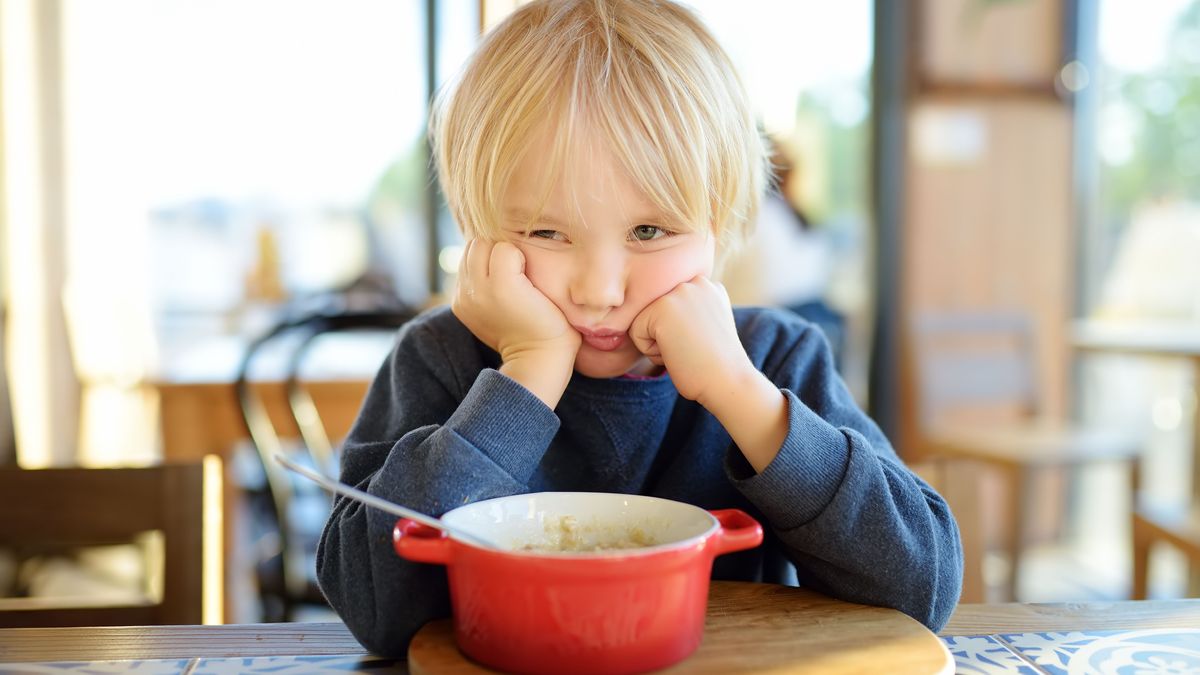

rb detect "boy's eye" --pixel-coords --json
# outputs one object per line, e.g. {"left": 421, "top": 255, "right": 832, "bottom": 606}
{"left": 630, "top": 225, "right": 670, "bottom": 241}
{"left": 529, "top": 229, "right": 568, "bottom": 242}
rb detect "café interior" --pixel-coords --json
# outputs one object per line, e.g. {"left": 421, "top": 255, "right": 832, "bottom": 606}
{"left": 1, "top": 0, "right": 1199, "bottom": 670}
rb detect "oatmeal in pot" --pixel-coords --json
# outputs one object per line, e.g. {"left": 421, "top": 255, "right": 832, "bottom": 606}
{"left": 517, "top": 515, "right": 659, "bottom": 552}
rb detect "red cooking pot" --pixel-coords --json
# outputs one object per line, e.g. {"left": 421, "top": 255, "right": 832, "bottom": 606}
{"left": 393, "top": 491, "right": 763, "bottom": 675}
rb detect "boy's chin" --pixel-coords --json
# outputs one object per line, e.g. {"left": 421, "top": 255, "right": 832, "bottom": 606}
{"left": 573, "top": 346, "right": 648, "bottom": 379}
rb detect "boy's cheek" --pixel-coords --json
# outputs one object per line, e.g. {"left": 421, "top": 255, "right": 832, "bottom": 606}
{"left": 636, "top": 265, "right": 692, "bottom": 299}
{"left": 639, "top": 247, "right": 716, "bottom": 298}
{"left": 517, "top": 249, "right": 565, "bottom": 299}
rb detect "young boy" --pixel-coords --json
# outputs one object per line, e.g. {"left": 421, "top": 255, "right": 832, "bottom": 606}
{"left": 318, "top": 0, "right": 962, "bottom": 656}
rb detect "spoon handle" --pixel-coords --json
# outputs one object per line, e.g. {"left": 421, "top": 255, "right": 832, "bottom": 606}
{"left": 273, "top": 453, "right": 494, "bottom": 549}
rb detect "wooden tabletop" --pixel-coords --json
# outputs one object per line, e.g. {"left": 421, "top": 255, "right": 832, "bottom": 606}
{"left": 0, "top": 582, "right": 951, "bottom": 674}
{"left": 6, "top": 588, "right": 1200, "bottom": 673}
{"left": 409, "top": 582, "right": 950, "bottom": 674}
{"left": 0, "top": 622, "right": 365, "bottom": 662}
{"left": 1072, "top": 319, "right": 1200, "bottom": 358}
{"left": 942, "top": 597, "right": 1200, "bottom": 635}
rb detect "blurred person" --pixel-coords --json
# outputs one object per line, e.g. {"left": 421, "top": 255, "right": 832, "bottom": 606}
{"left": 316, "top": 0, "right": 962, "bottom": 656}
{"left": 727, "top": 138, "right": 844, "bottom": 366}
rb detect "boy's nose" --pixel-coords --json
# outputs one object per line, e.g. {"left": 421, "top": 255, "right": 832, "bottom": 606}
{"left": 569, "top": 253, "right": 625, "bottom": 312}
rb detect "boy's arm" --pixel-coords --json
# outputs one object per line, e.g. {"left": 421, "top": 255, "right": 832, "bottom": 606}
{"left": 723, "top": 311, "right": 964, "bottom": 632}
{"left": 317, "top": 317, "right": 560, "bottom": 657}
{"left": 699, "top": 368, "right": 789, "bottom": 473}
{"left": 499, "top": 349, "right": 576, "bottom": 409}
{"left": 630, "top": 277, "right": 788, "bottom": 471}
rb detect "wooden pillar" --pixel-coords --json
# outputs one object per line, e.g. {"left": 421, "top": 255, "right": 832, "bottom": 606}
{"left": 0, "top": 0, "right": 80, "bottom": 468}
{"left": 897, "top": 0, "right": 1078, "bottom": 457}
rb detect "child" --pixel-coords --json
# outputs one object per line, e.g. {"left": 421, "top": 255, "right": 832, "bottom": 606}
{"left": 318, "top": 0, "right": 962, "bottom": 656}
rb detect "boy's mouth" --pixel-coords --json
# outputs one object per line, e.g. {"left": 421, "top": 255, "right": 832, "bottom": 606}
{"left": 574, "top": 326, "right": 626, "bottom": 352}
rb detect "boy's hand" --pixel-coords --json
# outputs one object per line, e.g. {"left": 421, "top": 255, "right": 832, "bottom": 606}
{"left": 452, "top": 239, "right": 580, "bottom": 408}
{"left": 630, "top": 276, "right": 789, "bottom": 474}
{"left": 628, "top": 276, "right": 755, "bottom": 406}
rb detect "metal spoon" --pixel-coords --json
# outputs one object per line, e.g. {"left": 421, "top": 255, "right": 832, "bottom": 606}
{"left": 273, "top": 453, "right": 499, "bottom": 550}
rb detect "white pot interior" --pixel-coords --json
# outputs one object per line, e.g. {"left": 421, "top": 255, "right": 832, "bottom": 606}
{"left": 441, "top": 492, "right": 718, "bottom": 555}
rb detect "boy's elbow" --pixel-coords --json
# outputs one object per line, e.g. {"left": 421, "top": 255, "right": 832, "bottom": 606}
{"left": 316, "top": 556, "right": 422, "bottom": 658}
{"left": 892, "top": 567, "right": 960, "bottom": 633}
{"left": 316, "top": 526, "right": 452, "bottom": 657}
{"left": 921, "top": 582, "right": 959, "bottom": 634}
{"left": 916, "top": 541, "right": 964, "bottom": 633}
{"left": 346, "top": 621, "right": 417, "bottom": 659}
{"left": 315, "top": 532, "right": 408, "bottom": 657}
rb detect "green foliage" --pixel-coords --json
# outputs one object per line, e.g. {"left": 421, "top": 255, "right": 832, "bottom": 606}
{"left": 794, "top": 86, "right": 869, "bottom": 230}
{"left": 1101, "top": 1, "right": 1200, "bottom": 223}
{"left": 366, "top": 137, "right": 429, "bottom": 221}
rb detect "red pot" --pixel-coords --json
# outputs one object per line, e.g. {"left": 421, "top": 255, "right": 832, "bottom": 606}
{"left": 394, "top": 491, "right": 762, "bottom": 675}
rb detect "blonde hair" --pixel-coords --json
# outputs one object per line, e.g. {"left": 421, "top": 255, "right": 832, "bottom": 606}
{"left": 429, "top": 0, "right": 767, "bottom": 256}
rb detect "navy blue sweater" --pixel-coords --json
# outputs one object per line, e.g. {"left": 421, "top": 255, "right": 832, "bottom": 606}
{"left": 317, "top": 305, "right": 962, "bottom": 656}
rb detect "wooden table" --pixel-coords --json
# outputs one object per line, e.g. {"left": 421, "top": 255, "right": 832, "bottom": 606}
{"left": 151, "top": 379, "right": 370, "bottom": 623}
{"left": 1073, "top": 319, "right": 1200, "bottom": 595}
{"left": 0, "top": 582, "right": 952, "bottom": 674}
{"left": 943, "top": 597, "right": 1200, "bottom": 634}
{"left": 4, "top": 587, "right": 1199, "bottom": 673}
{"left": 153, "top": 331, "right": 390, "bottom": 462}
{"left": 1072, "top": 319, "right": 1200, "bottom": 501}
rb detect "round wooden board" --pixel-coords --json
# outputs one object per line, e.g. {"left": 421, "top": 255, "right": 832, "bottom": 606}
{"left": 408, "top": 580, "right": 952, "bottom": 674}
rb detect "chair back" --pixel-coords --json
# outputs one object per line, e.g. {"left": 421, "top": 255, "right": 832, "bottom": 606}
{"left": 234, "top": 307, "right": 414, "bottom": 620}
{"left": 912, "top": 311, "right": 1041, "bottom": 429}
{"left": 0, "top": 463, "right": 204, "bottom": 627}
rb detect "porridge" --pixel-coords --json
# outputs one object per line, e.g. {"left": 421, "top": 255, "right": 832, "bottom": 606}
{"left": 517, "top": 515, "right": 659, "bottom": 552}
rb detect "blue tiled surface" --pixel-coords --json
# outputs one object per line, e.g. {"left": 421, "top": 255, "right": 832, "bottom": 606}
{"left": 0, "top": 655, "right": 405, "bottom": 674}
{"left": 996, "top": 631, "right": 1101, "bottom": 674}
{"left": 942, "top": 635, "right": 1041, "bottom": 674}
{"left": 943, "top": 628, "right": 1200, "bottom": 674}
{"left": 0, "top": 660, "right": 194, "bottom": 674}
{"left": 193, "top": 654, "right": 405, "bottom": 673}
{"left": 7, "top": 630, "right": 1199, "bottom": 674}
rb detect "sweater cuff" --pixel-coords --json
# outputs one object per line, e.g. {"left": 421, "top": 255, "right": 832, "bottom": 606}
{"left": 444, "top": 368, "right": 560, "bottom": 484}
{"left": 729, "top": 389, "right": 850, "bottom": 529}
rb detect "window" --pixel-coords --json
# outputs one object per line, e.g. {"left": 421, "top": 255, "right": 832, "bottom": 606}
{"left": 1086, "top": 1, "right": 1200, "bottom": 319}
{"left": 60, "top": 0, "right": 477, "bottom": 347}
{"left": 1077, "top": 0, "right": 1199, "bottom": 596}
{"left": 683, "top": 1, "right": 874, "bottom": 397}
{"left": 51, "top": 0, "right": 477, "bottom": 463}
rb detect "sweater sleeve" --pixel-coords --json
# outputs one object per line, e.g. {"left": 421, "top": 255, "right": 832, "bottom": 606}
{"left": 726, "top": 312, "right": 963, "bottom": 631}
{"left": 316, "top": 318, "right": 560, "bottom": 657}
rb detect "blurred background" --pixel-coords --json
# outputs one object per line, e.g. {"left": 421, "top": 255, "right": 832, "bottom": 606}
{"left": 1, "top": 0, "right": 1198, "bottom": 625}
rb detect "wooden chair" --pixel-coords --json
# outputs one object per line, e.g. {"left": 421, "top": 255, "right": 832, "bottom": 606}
{"left": 910, "top": 311, "right": 1142, "bottom": 601}
{"left": 1132, "top": 498, "right": 1200, "bottom": 599}
{"left": 0, "top": 463, "right": 204, "bottom": 627}
{"left": 235, "top": 307, "right": 414, "bottom": 622}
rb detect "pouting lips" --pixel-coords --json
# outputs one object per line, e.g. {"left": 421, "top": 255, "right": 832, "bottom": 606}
{"left": 581, "top": 332, "right": 625, "bottom": 351}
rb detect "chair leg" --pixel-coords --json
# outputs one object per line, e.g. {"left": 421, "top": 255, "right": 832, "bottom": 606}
{"left": 1004, "top": 465, "right": 1031, "bottom": 602}
{"left": 1129, "top": 456, "right": 1149, "bottom": 600}
{"left": 1132, "top": 516, "right": 1151, "bottom": 600}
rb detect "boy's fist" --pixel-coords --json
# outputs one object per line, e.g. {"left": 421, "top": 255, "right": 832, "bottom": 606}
{"left": 452, "top": 238, "right": 581, "bottom": 365}
{"left": 629, "top": 276, "right": 754, "bottom": 406}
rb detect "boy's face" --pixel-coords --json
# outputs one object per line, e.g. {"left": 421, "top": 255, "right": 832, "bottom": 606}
{"left": 499, "top": 128, "right": 715, "bottom": 379}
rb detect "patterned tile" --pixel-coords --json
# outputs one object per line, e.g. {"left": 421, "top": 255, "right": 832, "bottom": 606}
{"left": 192, "top": 654, "right": 406, "bottom": 674}
{"left": 997, "top": 631, "right": 1100, "bottom": 674}
{"left": 1002, "top": 629, "right": 1200, "bottom": 675}
{"left": 0, "top": 655, "right": 406, "bottom": 675}
{"left": 941, "top": 634, "right": 1041, "bottom": 674}
{"left": 0, "top": 659, "right": 195, "bottom": 674}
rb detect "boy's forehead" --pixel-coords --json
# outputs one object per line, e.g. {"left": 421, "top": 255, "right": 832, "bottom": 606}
{"left": 507, "top": 129, "right": 664, "bottom": 223}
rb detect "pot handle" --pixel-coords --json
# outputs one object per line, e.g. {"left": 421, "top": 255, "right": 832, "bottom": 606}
{"left": 393, "top": 519, "right": 452, "bottom": 565}
{"left": 709, "top": 509, "right": 764, "bottom": 556}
